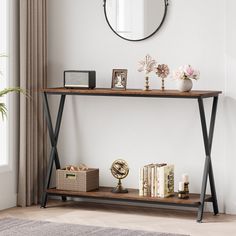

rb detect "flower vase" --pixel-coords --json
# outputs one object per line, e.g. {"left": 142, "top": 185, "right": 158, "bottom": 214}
{"left": 177, "top": 78, "right": 193, "bottom": 92}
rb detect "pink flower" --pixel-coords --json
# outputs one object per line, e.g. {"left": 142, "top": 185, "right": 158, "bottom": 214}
{"left": 173, "top": 65, "right": 200, "bottom": 80}
{"left": 184, "top": 65, "right": 194, "bottom": 77}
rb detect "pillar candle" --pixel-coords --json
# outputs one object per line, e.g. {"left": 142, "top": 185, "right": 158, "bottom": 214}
{"left": 182, "top": 174, "right": 189, "bottom": 183}
{"left": 179, "top": 182, "right": 184, "bottom": 191}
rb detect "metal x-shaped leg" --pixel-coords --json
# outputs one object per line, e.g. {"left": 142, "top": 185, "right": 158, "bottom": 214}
{"left": 41, "top": 93, "right": 66, "bottom": 208}
{"left": 197, "top": 96, "right": 219, "bottom": 222}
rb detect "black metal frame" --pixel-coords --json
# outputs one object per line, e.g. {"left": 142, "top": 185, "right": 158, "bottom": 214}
{"left": 41, "top": 92, "right": 219, "bottom": 223}
{"left": 41, "top": 93, "right": 66, "bottom": 207}
{"left": 103, "top": 0, "right": 169, "bottom": 42}
{"left": 197, "top": 96, "right": 219, "bottom": 222}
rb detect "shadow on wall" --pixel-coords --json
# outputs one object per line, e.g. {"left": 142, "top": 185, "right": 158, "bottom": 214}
{"left": 223, "top": 96, "right": 236, "bottom": 214}
{"left": 224, "top": 96, "right": 236, "bottom": 148}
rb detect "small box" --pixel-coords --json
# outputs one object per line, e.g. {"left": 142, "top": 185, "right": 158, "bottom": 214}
{"left": 56, "top": 168, "right": 99, "bottom": 192}
{"left": 64, "top": 70, "right": 96, "bottom": 89}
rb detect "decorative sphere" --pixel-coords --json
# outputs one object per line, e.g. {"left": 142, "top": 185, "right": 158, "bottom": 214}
{"left": 110, "top": 159, "right": 129, "bottom": 180}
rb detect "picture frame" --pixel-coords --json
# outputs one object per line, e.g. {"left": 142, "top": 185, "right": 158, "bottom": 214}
{"left": 111, "top": 69, "right": 128, "bottom": 90}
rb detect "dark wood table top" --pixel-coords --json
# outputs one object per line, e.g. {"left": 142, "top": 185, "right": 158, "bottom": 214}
{"left": 42, "top": 88, "right": 222, "bottom": 99}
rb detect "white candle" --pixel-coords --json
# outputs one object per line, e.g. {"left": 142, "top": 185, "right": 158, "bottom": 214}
{"left": 182, "top": 174, "right": 189, "bottom": 183}
{"left": 179, "top": 182, "right": 184, "bottom": 191}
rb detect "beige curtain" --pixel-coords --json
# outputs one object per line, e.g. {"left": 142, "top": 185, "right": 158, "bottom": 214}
{"left": 18, "top": 0, "right": 48, "bottom": 206}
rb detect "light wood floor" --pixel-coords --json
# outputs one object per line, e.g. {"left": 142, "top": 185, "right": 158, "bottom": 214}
{"left": 0, "top": 200, "right": 236, "bottom": 236}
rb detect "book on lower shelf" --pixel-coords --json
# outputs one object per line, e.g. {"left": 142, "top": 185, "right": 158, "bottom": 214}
{"left": 139, "top": 163, "right": 174, "bottom": 198}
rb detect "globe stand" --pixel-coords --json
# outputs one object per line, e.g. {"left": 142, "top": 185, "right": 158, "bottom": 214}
{"left": 111, "top": 179, "right": 128, "bottom": 193}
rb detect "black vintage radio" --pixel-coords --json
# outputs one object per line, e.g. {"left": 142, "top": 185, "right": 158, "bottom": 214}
{"left": 64, "top": 70, "right": 96, "bottom": 89}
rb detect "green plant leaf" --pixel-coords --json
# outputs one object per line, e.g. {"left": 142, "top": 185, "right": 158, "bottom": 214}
{"left": 0, "top": 87, "right": 27, "bottom": 97}
{"left": 0, "top": 53, "right": 7, "bottom": 79}
{"left": 0, "top": 87, "right": 28, "bottom": 120}
{"left": 0, "top": 54, "right": 27, "bottom": 120}
{"left": 0, "top": 53, "right": 7, "bottom": 58}
{"left": 0, "top": 102, "right": 7, "bottom": 120}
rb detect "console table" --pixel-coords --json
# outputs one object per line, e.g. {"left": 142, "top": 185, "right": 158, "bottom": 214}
{"left": 40, "top": 88, "right": 222, "bottom": 222}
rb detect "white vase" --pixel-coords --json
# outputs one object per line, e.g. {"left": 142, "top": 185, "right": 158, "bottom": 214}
{"left": 177, "top": 78, "right": 193, "bottom": 92}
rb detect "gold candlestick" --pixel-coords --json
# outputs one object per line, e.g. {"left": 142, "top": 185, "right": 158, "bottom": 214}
{"left": 184, "top": 182, "right": 189, "bottom": 199}
{"left": 144, "top": 76, "right": 151, "bottom": 91}
{"left": 161, "top": 78, "right": 165, "bottom": 90}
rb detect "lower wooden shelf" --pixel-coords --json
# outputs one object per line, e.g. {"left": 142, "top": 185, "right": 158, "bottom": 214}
{"left": 47, "top": 186, "right": 212, "bottom": 207}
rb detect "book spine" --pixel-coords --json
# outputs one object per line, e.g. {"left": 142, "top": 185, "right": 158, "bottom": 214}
{"left": 139, "top": 167, "right": 144, "bottom": 196}
{"left": 147, "top": 165, "right": 152, "bottom": 196}
{"left": 167, "top": 165, "right": 175, "bottom": 196}
{"left": 154, "top": 165, "right": 158, "bottom": 197}
{"left": 158, "top": 165, "right": 175, "bottom": 198}
{"left": 158, "top": 166, "right": 164, "bottom": 198}
{"left": 151, "top": 166, "right": 155, "bottom": 197}
{"left": 143, "top": 166, "right": 148, "bottom": 196}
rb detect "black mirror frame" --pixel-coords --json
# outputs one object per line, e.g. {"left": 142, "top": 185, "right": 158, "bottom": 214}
{"left": 103, "top": 0, "right": 169, "bottom": 42}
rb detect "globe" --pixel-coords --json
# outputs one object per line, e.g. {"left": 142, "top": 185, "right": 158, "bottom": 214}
{"left": 110, "top": 159, "right": 129, "bottom": 193}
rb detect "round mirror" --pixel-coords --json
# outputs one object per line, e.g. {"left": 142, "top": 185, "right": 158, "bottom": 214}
{"left": 104, "top": 0, "right": 168, "bottom": 41}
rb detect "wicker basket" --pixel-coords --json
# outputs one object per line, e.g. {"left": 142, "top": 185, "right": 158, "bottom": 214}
{"left": 56, "top": 168, "right": 99, "bottom": 192}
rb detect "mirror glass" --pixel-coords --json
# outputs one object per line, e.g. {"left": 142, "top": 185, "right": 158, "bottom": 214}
{"left": 104, "top": 0, "right": 167, "bottom": 41}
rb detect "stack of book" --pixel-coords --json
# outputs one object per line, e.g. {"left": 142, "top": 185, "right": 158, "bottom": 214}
{"left": 139, "top": 163, "right": 174, "bottom": 198}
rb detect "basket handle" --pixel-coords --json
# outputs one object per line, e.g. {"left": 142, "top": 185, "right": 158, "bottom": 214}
{"left": 66, "top": 173, "right": 76, "bottom": 180}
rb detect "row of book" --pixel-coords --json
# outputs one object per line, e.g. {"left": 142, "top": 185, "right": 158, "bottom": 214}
{"left": 139, "top": 163, "right": 174, "bottom": 198}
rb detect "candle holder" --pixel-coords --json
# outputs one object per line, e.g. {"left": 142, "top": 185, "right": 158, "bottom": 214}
{"left": 178, "top": 180, "right": 189, "bottom": 199}
{"left": 184, "top": 182, "right": 189, "bottom": 199}
{"left": 161, "top": 78, "right": 165, "bottom": 90}
{"left": 178, "top": 190, "right": 187, "bottom": 199}
{"left": 144, "top": 76, "right": 151, "bottom": 91}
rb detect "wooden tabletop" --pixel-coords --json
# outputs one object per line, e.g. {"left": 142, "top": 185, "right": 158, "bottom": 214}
{"left": 42, "top": 88, "right": 222, "bottom": 98}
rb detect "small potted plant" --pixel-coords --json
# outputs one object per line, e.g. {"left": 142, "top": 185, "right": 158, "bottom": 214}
{"left": 173, "top": 65, "right": 200, "bottom": 92}
{"left": 0, "top": 53, "right": 25, "bottom": 119}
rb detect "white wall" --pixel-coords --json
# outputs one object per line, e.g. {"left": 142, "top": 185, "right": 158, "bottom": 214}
{"left": 0, "top": 0, "right": 18, "bottom": 210}
{"left": 47, "top": 0, "right": 232, "bottom": 213}
{"left": 224, "top": 0, "right": 236, "bottom": 214}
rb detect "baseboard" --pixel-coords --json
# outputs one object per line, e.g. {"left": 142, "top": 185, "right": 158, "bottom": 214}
{"left": 225, "top": 204, "right": 236, "bottom": 215}
{"left": 0, "top": 193, "right": 17, "bottom": 210}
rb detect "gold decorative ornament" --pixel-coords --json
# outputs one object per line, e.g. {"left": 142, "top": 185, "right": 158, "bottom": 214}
{"left": 138, "top": 54, "right": 157, "bottom": 91}
{"left": 110, "top": 159, "right": 129, "bottom": 193}
{"left": 156, "top": 64, "right": 170, "bottom": 90}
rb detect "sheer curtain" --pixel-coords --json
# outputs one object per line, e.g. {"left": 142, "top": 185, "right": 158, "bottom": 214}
{"left": 0, "top": 0, "right": 9, "bottom": 167}
{"left": 17, "top": 0, "right": 47, "bottom": 206}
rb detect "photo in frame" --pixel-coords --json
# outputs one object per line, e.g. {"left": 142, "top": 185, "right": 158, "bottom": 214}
{"left": 111, "top": 69, "right": 128, "bottom": 90}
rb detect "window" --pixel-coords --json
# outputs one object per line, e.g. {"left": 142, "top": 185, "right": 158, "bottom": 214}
{"left": 0, "top": 0, "right": 9, "bottom": 166}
